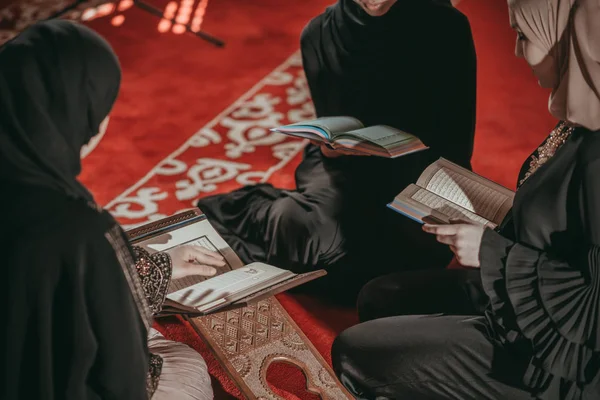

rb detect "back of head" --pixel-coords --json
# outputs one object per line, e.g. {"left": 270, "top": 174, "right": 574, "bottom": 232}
{"left": 0, "top": 20, "right": 122, "bottom": 201}
{"left": 508, "top": 0, "right": 600, "bottom": 130}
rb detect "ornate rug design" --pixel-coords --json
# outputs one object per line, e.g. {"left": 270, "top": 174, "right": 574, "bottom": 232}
{"left": 105, "top": 52, "right": 312, "bottom": 229}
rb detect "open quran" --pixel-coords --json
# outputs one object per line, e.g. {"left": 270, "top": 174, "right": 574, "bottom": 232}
{"left": 271, "top": 116, "right": 427, "bottom": 158}
{"left": 127, "top": 209, "right": 326, "bottom": 316}
{"left": 127, "top": 210, "right": 352, "bottom": 399}
{"left": 387, "top": 158, "right": 515, "bottom": 228}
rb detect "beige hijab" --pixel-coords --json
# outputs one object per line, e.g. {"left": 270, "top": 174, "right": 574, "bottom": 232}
{"left": 509, "top": 0, "right": 600, "bottom": 131}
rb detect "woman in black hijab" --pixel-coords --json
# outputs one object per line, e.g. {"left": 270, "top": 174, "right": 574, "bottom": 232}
{"left": 0, "top": 20, "right": 221, "bottom": 400}
{"left": 197, "top": 0, "right": 477, "bottom": 301}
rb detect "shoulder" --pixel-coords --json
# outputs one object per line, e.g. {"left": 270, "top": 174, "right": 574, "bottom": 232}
{"left": 431, "top": 0, "right": 470, "bottom": 22}
{"left": 422, "top": 3, "right": 475, "bottom": 64}
{"left": 36, "top": 200, "right": 125, "bottom": 261}
{"left": 8, "top": 199, "right": 124, "bottom": 282}
{"left": 427, "top": 1, "right": 473, "bottom": 38}
{"left": 300, "top": 7, "right": 331, "bottom": 49}
{"left": 63, "top": 202, "right": 119, "bottom": 242}
{"left": 577, "top": 129, "right": 600, "bottom": 165}
{"left": 17, "top": 196, "right": 117, "bottom": 244}
{"left": 300, "top": 16, "right": 322, "bottom": 49}
{"left": 58, "top": 205, "right": 134, "bottom": 283}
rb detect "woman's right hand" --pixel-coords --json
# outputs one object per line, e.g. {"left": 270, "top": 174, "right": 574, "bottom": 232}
{"left": 422, "top": 219, "right": 485, "bottom": 268}
{"left": 167, "top": 245, "right": 226, "bottom": 280}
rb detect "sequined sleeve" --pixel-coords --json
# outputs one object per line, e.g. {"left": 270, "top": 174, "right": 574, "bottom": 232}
{"left": 132, "top": 246, "right": 173, "bottom": 314}
{"left": 146, "top": 353, "right": 163, "bottom": 398}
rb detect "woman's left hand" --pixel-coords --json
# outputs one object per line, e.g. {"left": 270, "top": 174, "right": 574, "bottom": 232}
{"left": 422, "top": 219, "right": 485, "bottom": 267}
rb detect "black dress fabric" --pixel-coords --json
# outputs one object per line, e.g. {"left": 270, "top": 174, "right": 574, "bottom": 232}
{"left": 1, "top": 185, "right": 152, "bottom": 400}
{"left": 197, "top": 0, "right": 477, "bottom": 301}
{"left": 0, "top": 20, "right": 155, "bottom": 400}
{"left": 355, "top": 267, "right": 488, "bottom": 322}
{"left": 331, "top": 126, "right": 600, "bottom": 399}
{"left": 477, "top": 127, "right": 600, "bottom": 399}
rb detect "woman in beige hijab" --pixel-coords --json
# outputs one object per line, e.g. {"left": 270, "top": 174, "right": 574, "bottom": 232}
{"left": 331, "top": 1, "right": 600, "bottom": 399}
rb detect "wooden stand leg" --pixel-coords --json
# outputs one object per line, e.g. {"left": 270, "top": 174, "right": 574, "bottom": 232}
{"left": 189, "top": 297, "right": 353, "bottom": 399}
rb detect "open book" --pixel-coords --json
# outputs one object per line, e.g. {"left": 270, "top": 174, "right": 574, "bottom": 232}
{"left": 271, "top": 116, "right": 428, "bottom": 158}
{"left": 126, "top": 210, "right": 326, "bottom": 316}
{"left": 387, "top": 158, "right": 515, "bottom": 228}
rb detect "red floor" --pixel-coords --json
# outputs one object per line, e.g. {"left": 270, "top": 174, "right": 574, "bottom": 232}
{"left": 41, "top": 0, "right": 556, "bottom": 398}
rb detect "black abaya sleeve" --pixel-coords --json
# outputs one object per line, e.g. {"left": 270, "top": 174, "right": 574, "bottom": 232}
{"left": 429, "top": 10, "right": 477, "bottom": 169}
{"left": 478, "top": 157, "right": 600, "bottom": 398}
{"left": 85, "top": 226, "right": 151, "bottom": 399}
{"left": 2, "top": 191, "right": 154, "bottom": 400}
{"left": 300, "top": 17, "right": 327, "bottom": 117}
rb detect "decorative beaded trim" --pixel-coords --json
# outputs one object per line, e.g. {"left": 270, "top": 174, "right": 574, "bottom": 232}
{"left": 132, "top": 247, "right": 173, "bottom": 314}
{"left": 105, "top": 225, "right": 153, "bottom": 329}
{"left": 146, "top": 353, "right": 163, "bottom": 398}
{"left": 518, "top": 121, "right": 575, "bottom": 187}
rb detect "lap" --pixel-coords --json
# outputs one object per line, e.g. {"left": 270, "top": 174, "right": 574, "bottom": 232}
{"left": 197, "top": 182, "right": 345, "bottom": 269}
{"left": 198, "top": 147, "right": 453, "bottom": 294}
{"left": 357, "top": 268, "right": 488, "bottom": 322}
{"left": 332, "top": 315, "right": 532, "bottom": 400}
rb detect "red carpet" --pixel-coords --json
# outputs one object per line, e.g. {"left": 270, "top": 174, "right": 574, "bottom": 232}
{"left": 74, "top": 0, "right": 558, "bottom": 398}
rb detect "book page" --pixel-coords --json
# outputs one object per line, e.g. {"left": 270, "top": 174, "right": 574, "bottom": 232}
{"left": 303, "top": 116, "right": 363, "bottom": 134}
{"left": 134, "top": 218, "right": 243, "bottom": 293}
{"left": 275, "top": 116, "right": 363, "bottom": 141}
{"left": 271, "top": 127, "right": 327, "bottom": 142}
{"left": 388, "top": 184, "right": 495, "bottom": 227}
{"left": 336, "top": 125, "right": 409, "bottom": 144}
{"left": 167, "top": 263, "right": 294, "bottom": 312}
{"left": 333, "top": 125, "right": 427, "bottom": 158}
{"left": 416, "top": 158, "right": 514, "bottom": 225}
{"left": 407, "top": 185, "right": 493, "bottom": 226}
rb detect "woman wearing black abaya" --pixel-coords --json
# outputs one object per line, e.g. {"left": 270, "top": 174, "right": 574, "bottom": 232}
{"left": 332, "top": 0, "right": 600, "bottom": 398}
{"left": 197, "top": 0, "right": 477, "bottom": 300}
{"left": 0, "top": 21, "right": 221, "bottom": 400}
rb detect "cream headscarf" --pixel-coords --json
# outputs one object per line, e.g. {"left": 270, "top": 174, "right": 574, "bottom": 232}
{"left": 509, "top": 0, "right": 600, "bottom": 131}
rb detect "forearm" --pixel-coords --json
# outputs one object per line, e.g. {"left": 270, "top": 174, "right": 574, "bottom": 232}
{"left": 478, "top": 228, "right": 518, "bottom": 327}
{"left": 133, "top": 246, "right": 173, "bottom": 314}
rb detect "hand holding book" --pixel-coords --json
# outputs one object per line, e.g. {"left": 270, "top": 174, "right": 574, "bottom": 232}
{"left": 388, "top": 158, "right": 513, "bottom": 267}
{"left": 273, "top": 116, "right": 428, "bottom": 158}
{"left": 387, "top": 158, "right": 515, "bottom": 228}
{"left": 422, "top": 219, "right": 485, "bottom": 268}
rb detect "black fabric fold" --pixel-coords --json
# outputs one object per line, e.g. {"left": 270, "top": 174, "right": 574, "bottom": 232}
{"left": 505, "top": 244, "right": 599, "bottom": 384}
{"left": 479, "top": 230, "right": 599, "bottom": 399}
{"left": 0, "top": 21, "right": 152, "bottom": 400}
{"left": 198, "top": 0, "right": 477, "bottom": 299}
{"left": 478, "top": 129, "right": 600, "bottom": 398}
{"left": 479, "top": 227, "right": 519, "bottom": 336}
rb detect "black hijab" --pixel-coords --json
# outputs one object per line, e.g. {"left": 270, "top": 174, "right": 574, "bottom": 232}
{"left": 0, "top": 20, "right": 121, "bottom": 202}
{"left": 319, "top": 0, "right": 451, "bottom": 73}
{"left": 0, "top": 22, "right": 152, "bottom": 400}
